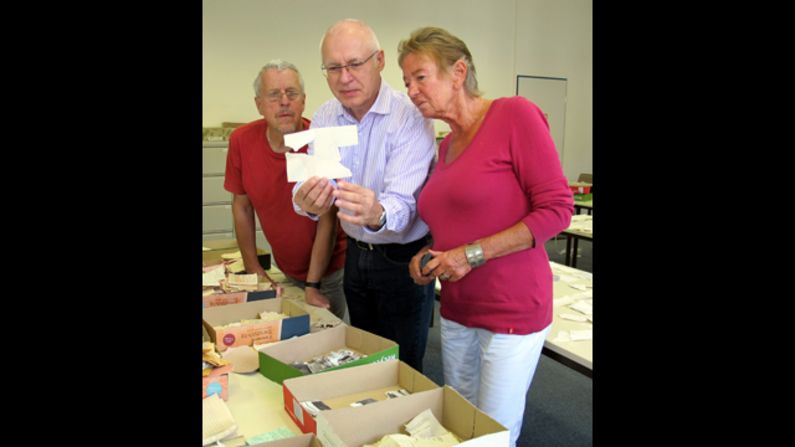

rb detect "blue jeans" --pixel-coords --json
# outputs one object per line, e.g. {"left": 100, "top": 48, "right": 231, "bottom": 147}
{"left": 344, "top": 236, "right": 435, "bottom": 372}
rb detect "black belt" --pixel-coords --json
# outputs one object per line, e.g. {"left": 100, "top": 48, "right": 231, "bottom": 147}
{"left": 347, "top": 235, "right": 431, "bottom": 252}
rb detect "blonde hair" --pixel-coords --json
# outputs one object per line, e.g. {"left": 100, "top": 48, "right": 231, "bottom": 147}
{"left": 398, "top": 26, "right": 481, "bottom": 97}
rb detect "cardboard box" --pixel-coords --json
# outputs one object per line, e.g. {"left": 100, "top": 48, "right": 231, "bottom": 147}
{"left": 316, "top": 386, "right": 509, "bottom": 446}
{"left": 249, "top": 433, "right": 319, "bottom": 447}
{"left": 203, "top": 298, "right": 310, "bottom": 351}
{"left": 203, "top": 363, "right": 233, "bottom": 401}
{"left": 258, "top": 324, "right": 399, "bottom": 384}
{"left": 203, "top": 289, "right": 280, "bottom": 309}
{"left": 569, "top": 182, "right": 592, "bottom": 195}
{"left": 283, "top": 359, "right": 439, "bottom": 434}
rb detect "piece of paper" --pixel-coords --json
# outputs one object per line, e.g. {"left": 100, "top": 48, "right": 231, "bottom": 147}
{"left": 568, "top": 283, "right": 591, "bottom": 291}
{"left": 284, "top": 130, "right": 315, "bottom": 151}
{"left": 226, "top": 258, "right": 246, "bottom": 273}
{"left": 202, "top": 394, "right": 238, "bottom": 446}
{"left": 286, "top": 152, "right": 353, "bottom": 182}
{"left": 203, "top": 263, "right": 225, "bottom": 273}
{"left": 284, "top": 125, "right": 358, "bottom": 182}
{"left": 221, "top": 250, "right": 242, "bottom": 260}
{"left": 203, "top": 267, "right": 226, "bottom": 287}
{"left": 569, "top": 300, "right": 593, "bottom": 316}
{"left": 552, "top": 331, "right": 572, "bottom": 342}
{"left": 559, "top": 313, "right": 589, "bottom": 322}
{"left": 227, "top": 273, "right": 258, "bottom": 287}
{"left": 404, "top": 409, "right": 449, "bottom": 438}
{"left": 245, "top": 427, "right": 295, "bottom": 445}
{"left": 570, "top": 329, "right": 593, "bottom": 341}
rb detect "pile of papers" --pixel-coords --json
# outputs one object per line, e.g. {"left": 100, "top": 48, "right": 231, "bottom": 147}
{"left": 364, "top": 409, "right": 460, "bottom": 447}
{"left": 202, "top": 251, "right": 279, "bottom": 293}
{"left": 202, "top": 394, "right": 238, "bottom": 446}
{"left": 202, "top": 341, "right": 231, "bottom": 375}
{"left": 290, "top": 349, "right": 366, "bottom": 374}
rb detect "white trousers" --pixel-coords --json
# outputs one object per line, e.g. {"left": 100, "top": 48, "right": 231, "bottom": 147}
{"left": 441, "top": 317, "right": 551, "bottom": 447}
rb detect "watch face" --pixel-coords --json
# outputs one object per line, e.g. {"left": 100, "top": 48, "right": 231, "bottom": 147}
{"left": 379, "top": 211, "right": 386, "bottom": 226}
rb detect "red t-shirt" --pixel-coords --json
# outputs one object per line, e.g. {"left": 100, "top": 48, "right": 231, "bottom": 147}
{"left": 224, "top": 118, "right": 346, "bottom": 280}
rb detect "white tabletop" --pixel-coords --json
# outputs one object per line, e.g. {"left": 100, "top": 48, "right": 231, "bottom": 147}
{"left": 433, "top": 261, "right": 592, "bottom": 372}
{"left": 547, "top": 261, "right": 592, "bottom": 370}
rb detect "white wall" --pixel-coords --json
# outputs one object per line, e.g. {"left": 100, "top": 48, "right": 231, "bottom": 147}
{"left": 203, "top": 0, "right": 591, "bottom": 180}
{"left": 514, "top": 0, "right": 592, "bottom": 180}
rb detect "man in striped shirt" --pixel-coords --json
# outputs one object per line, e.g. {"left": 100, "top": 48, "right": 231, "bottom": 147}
{"left": 292, "top": 18, "right": 436, "bottom": 372}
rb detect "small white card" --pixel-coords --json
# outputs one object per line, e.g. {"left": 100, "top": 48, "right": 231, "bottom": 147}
{"left": 570, "top": 329, "right": 593, "bottom": 341}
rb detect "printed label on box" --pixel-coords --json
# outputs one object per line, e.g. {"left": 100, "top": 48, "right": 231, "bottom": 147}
{"left": 203, "top": 292, "right": 247, "bottom": 308}
{"left": 216, "top": 320, "right": 282, "bottom": 351}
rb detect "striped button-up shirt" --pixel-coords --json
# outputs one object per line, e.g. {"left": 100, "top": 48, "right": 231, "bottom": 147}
{"left": 293, "top": 80, "right": 435, "bottom": 244}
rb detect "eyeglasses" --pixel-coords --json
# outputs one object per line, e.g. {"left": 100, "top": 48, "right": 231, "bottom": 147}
{"left": 263, "top": 88, "right": 302, "bottom": 103}
{"left": 321, "top": 50, "right": 379, "bottom": 78}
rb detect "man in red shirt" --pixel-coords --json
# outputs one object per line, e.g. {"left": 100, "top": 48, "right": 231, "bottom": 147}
{"left": 224, "top": 60, "right": 347, "bottom": 318}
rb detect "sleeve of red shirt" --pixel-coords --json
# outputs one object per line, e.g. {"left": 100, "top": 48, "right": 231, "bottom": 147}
{"left": 509, "top": 97, "right": 574, "bottom": 245}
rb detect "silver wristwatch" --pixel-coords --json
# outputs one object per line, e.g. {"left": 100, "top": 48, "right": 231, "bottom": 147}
{"left": 465, "top": 243, "right": 485, "bottom": 268}
{"left": 376, "top": 209, "right": 386, "bottom": 229}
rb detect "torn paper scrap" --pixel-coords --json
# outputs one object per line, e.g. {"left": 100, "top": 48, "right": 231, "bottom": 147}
{"left": 559, "top": 313, "right": 589, "bottom": 322}
{"left": 570, "top": 329, "right": 593, "bottom": 341}
{"left": 284, "top": 125, "right": 358, "bottom": 182}
{"left": 569, "top": 300, "right": 593, "bottom": 316}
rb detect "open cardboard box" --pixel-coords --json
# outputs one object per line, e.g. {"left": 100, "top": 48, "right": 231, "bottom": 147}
{"left": 203, "top": 298, "right": 310, "bottom": 351}
{"left": 283, "top": 359, "right": 439, "bottom": 434}
{"left": 203, "top": 289, "right": 280, "bottom": 308}
{"left": 258, "top": 324, "right": 398, "bottom": 384}
{"left": 316, "top": 386, "right": 509, "bottom": 446}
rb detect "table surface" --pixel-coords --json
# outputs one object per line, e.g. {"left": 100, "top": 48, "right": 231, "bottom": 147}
{"left": 211, "top": 253, "right": 591, "bottom": 442}
{"left": 433, "top": 261, "right": 592, "bottom": 371}
{"left": 204, "top": 256, "right": 343, "bottom": 441}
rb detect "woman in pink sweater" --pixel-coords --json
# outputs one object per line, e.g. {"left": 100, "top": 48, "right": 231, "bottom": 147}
{"left": 399, "top": 27, "right": 574, "bottom": 447}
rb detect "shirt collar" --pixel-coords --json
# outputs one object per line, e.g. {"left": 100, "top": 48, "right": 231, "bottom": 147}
{"left": 337, "top": 79, "right": 392, "bottom": 122}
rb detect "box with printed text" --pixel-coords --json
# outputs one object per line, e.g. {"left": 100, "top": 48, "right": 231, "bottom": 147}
{"left": 203, "top": 298, "right": 310, "bottom": 352}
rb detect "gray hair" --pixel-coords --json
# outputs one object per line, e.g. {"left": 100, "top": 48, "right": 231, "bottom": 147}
{"left": 253, "top": 59, "right": 305, "bottom": 97}
{"left": 319, "top": 18, "right": 381, "bottom": 56}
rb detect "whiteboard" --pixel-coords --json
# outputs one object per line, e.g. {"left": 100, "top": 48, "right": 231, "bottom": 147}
{"left": 516, "top": 75, "right": 567, "bottom": 162}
